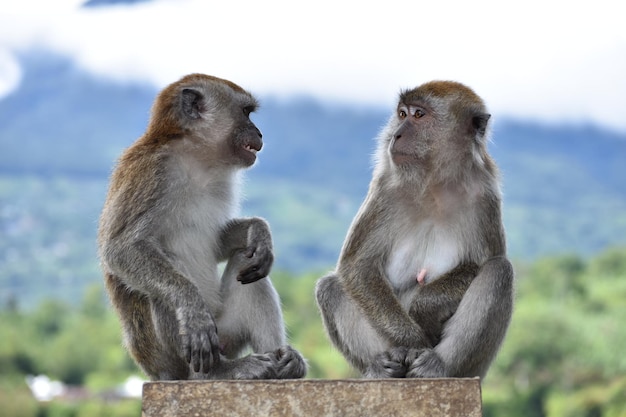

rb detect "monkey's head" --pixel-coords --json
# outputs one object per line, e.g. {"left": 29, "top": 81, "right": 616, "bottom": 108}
{"left": 146, "top": 73, "right": 263, "bottom": 168}
{"left": 379, "top": 80, "right": 491, "bottom": 180}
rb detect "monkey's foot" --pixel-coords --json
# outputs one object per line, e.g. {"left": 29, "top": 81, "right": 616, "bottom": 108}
{"left": 405, "top": 348, "right": 445, "bottom": 378}
{"left": 229, "top": 354, "right": 279, "bottom": 379}
{"left": 364, "top": 347, "right": 423, "bottom": 378}
{"left": 270, "top": 345, "right": 307, "bottom": 379}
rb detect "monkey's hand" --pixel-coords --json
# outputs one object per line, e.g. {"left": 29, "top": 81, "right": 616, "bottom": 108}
{"left": 406, "top": 348, "right": 446, "bottom": 378}
{"left": 270, "top": 346, "right": 308, "bottom": 379}
{"left": 236, "top": 218, "right": 274, "bottom": 284}
{"left": 364, "top": 347, "right": 423, "bottom": 378}
{"left": 176, "top": 305, "right": 220, "bottom": 374}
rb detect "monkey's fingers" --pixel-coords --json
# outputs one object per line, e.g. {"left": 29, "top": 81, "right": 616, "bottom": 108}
{"left": 405, "top": 349, "right": 445, "bottom": 378}
{"left": 271, "top": 346, "right": 308, "bottom": 379}
{"left": 189, "top": 333, "right": 205, "bottom": 373}
{"left": 236, "top": 246, "right": 274, "bottom": 284}
{"left": 238, "top": 266, "right": 266, "bottom": 284}
{"left": 201, "top": 337, "right": 221, "bottom": 374}
{"left": 366, "top": 349, "right": 409, "bottom": 378}
{"left": 235, "top": 255, "right": 263, "bottom": 283}
{"left": 181, "top": 333, "right": 192, "bottom": 364}
{"left": 178, "top": 308, "right": 220, "bottom": 373}
{"left": 187, "top": 330, "right": 220, "bottom": 374}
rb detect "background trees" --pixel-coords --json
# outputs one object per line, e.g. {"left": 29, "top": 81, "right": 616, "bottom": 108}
{"left": 1, "top": 248, "right": 625, "bottom": 416}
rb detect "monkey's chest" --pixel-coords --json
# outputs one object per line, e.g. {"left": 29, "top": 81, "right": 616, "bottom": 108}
{"left": 163, "top": 194, "right": 233, "bottom": 280}
{"left": 385, "top": 226, "right": 463, "bottom": 289}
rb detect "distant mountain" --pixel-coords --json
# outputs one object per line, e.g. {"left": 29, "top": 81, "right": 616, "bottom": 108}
{"left": 1, "top": 50, "right": 626, "bottom": 305}
{"left": 0, "top": 52, "right": 155, "bottom": 177}
{"left": 0, "top": 52, "right": 381, "bottom": 194}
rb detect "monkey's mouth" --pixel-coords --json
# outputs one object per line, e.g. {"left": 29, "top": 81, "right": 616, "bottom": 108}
{"left": 238, "top": 140, "right": 263, "bottom": 165}
{"left": 243, "top": 144, "right": 259, "bottom": 156}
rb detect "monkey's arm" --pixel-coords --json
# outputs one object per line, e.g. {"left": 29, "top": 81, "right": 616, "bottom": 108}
{"left": 217, "top": 217, "right": 274, "bottom": 284}
{"left": 340, "top": 255, "right": 434, "bottom": 348}
{"left": 103, "top": 237, "right": 220, "bottom": 374}
{"left": 409, "top": 262, "right": 479, "bottom": 344}
{"left": 338, "top": 204, "right": 433, "bottom": 349}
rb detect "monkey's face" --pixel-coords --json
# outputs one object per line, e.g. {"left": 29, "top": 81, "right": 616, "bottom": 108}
{"left": 387, "top": 83, "right": 491, "bottom": 172}
{"left": 388, "top": 99, "right": 435, "bottom": 167}
{"left": 172, "top": 77, "right": 263, "bottom": 168}
{"left": 228, "top": 107, "right": 263, "bottom": 167}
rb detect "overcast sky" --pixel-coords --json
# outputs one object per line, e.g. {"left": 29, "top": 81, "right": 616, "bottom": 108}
{"left": 1, "top": 0, "right": 625, "bottom": 131}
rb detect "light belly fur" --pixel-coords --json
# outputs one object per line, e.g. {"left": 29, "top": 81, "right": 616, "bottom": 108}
{"left": 385, "top": 223, "right": 463, "bottom": 289}
{"left": 164, "top": 191, "right": 232, "bottom": 310}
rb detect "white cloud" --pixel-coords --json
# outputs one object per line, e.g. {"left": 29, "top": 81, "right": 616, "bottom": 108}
{"left": 0, "top": 49, "right": 21, "bottom": 97}
{"left": 1, "top": 0, "right": 625, "bottom": 130}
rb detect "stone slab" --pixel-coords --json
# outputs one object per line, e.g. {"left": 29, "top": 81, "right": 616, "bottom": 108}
{"left": 142, "top": 378, "right": 482, "bottom": 417}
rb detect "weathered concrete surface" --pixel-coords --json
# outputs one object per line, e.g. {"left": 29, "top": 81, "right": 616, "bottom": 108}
{"left": 142, "top": 378, "right": 482, "bottom": 417}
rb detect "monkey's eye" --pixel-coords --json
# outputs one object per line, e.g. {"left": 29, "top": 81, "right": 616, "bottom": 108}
{"left": 414, "top": 108, "right": 425, "bottom": 118}
{"left": 398, "top": 110, "right": 407, "bottom": 118}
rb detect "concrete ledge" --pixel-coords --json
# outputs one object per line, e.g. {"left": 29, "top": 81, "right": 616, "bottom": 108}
{"left": 142, "top": 378, "right": 482, "bottom": 417}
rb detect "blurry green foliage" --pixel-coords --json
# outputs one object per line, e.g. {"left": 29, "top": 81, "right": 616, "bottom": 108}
{"left": 2, "top": 248, "right": 626, "bottom": 416}
{"left": 483, "top": 249, "right": 626, "bottom": 417}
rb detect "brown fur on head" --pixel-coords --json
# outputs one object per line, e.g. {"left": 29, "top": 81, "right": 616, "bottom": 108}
{"left": 376, "top": 80, "right": 495, "bottom": 186}
{"left": 400, "top": 80, "right": 485, "bottom": 106}
{"left": 143, "top": 73, "right": 259, "bottom": 145}
{"left": 400, "top": 80, "right": 490, "bottom": 137}
{"left": 131, "top": 73, "right": 262, "bottom": 169}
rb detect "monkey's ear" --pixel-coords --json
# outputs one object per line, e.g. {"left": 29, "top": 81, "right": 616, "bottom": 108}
{"left": 181, "top": 88, "right": 206, "bottom": 119}
{"left": 472, "top": 113, "right": 491, "bottom": 137}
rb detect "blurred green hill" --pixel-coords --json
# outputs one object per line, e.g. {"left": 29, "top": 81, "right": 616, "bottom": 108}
{"left": 1, "top": 52, "right": 626, "bottom": 306}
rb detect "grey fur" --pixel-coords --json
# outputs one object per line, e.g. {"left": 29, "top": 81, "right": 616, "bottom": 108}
{"left": 315, "top": 81, "right": 513, "bottom": 379}
{"left": 98, "top": 74, "right": 306, "bottom": 381}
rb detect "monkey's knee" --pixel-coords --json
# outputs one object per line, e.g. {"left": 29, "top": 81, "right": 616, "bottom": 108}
{"left": 315, "top": 274, "right": 349, "bottom": 347}
{"left": 120, "top": 300, "right": 189, "bottom": 380}
{"left": 480, "top": 256, "right": 514, "bottom": 281}
{"left": 477, "top": 256, "right": 514, "bottom": 306}
{"left": 315, "top": 273, "right": 343, "bottom": 311}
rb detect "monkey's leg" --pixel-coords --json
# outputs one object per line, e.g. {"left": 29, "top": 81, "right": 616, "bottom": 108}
{"left": 105, "top": 274, "right": 189, "bottom": 380}
{"left": 316, "top": 273, "right": 407, "bottom": 377}
{"left": 406, "top": 256, "right": 514, "bottom": 378}
{"left": 217, "top": 269, "right": 286, "bottom": 356}
{"left": 211, "top": 254, "right": 306, "bottom": 379}
{"left": 408, "top": 262, "right": 479, "bottom": 345}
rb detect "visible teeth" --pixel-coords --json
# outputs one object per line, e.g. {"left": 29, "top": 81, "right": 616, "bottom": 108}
{"left": 245, "top": 145, "right": 257, "bottom": 154}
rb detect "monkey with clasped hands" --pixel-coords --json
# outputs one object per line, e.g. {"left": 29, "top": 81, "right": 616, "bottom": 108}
{"left": 316, "top": 81, "right": 514, "bottom": 379}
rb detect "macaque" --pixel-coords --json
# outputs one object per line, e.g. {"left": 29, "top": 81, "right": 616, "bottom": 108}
{"left": 98, "top": 73, "right": 306, "bottom": 380}
{"left": 316, "top": 81, "right": 513, "bottom": 379}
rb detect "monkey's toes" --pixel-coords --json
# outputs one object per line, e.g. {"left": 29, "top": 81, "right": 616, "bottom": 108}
{"left": 272, "top": 346, "right": 307, "bottom": 379}
{"left": 365, "top": 349, "right": 408, "bottom": 378}
{"left": 406, "top": 349, "right": 445, "bottom": 378}
{"left": 234, "top": 354, "right": 278, "bottom": 380}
